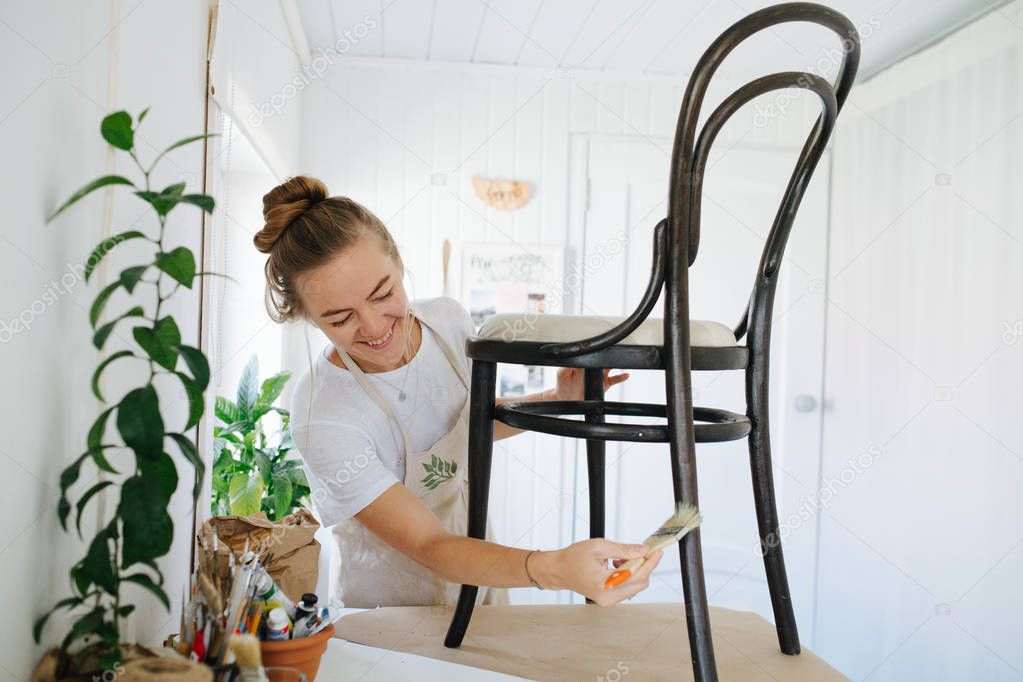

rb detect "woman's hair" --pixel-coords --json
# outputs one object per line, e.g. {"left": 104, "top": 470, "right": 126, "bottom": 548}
{"left": 254, "top": 175, "right": 405, "bottom": 324}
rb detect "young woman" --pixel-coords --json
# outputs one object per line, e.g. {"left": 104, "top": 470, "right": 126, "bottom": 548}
{"left": 254, "top": 175, "right": 663, "bottom": 609}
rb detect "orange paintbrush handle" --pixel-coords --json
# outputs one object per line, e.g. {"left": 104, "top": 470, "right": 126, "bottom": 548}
{"left": 604, "top": 556, "right": 646, "bottom": 589}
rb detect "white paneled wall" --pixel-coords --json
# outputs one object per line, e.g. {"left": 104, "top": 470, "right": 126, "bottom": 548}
{"left": 295, "top": 57, "right": 825, "bottom": 605}
{"left": 817, "top": 3, "right": 1023, "bottom": 679}
{"left": 299, "top": 59, "right": 821, "bottom": 299}
{"left": 2, "top": 2, "right": 211, "bottom": 678}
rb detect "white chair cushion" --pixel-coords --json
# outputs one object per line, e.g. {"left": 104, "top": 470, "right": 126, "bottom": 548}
{"left": 477, "top": 313, "right": 737, "bottom": 348}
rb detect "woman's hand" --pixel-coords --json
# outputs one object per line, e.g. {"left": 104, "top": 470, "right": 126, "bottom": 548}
{"left": 550, "top": 368, "right": 630, "bottom": 401}
{"left": 534, "top": 539, "right": 663, "bottom": 606}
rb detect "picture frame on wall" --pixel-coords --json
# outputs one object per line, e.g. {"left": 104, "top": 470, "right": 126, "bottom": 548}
{"left": 459, "top": 243, "right": 565, "bottom": 397}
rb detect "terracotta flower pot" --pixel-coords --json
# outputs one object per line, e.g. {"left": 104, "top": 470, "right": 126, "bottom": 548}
{"left": 259, "top": 624, "right": 334, "bottom": 681}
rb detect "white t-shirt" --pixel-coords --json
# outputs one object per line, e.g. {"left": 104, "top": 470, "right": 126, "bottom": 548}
{"left": 290, "top": 297, "right": 474, "bottom": 527}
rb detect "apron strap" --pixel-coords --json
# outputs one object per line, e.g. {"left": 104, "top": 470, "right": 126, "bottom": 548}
{"left": 430, "top": 320, "right": 471, "bottom": 390}
{"left": 333, "top": 306, "right": 470, "bottom": 456}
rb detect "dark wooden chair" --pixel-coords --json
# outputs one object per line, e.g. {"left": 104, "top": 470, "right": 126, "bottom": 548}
{"left": 443, "top": 4, "right": 859, "bottom": 680}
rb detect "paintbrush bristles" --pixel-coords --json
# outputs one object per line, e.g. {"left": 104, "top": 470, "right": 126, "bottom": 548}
{"left": 649, "top": 502, "right": 701, "bottom": 534}
{"left": 230, "top": 634, "right": 270, "bottom": 682}
{"left": 643, "top": 502, "right": 702, "bottom": 553}
{"left": 229, "top": 634, "right": 263, "bottom": 668}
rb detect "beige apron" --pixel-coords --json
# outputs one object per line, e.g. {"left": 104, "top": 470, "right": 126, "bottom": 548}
{"left": 331, "top": 311, "right": 510, "bottom": 609}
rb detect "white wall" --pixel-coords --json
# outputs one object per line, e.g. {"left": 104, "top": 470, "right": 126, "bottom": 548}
{"left": 0, "top": 1, "right": 211, "bottom": 678}
{"left": 816, "top": 3, "right": 1023, "bottom": 679}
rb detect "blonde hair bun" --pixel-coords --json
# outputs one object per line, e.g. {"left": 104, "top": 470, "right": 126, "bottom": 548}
{"left": 255, "top": 176, "right": 401, "bottom": 323}
{"left": 254, "top": 175, "right": 329, "bottom": 254}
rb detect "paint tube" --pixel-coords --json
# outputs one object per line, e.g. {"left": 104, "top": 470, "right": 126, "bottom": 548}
{"left": 253, "top": 570, "right": 297, "bottom": 620}
{"left": 264, "top": 607, "right": 291, "bottom": 641}
{"left": 292, "top": 594, "right": 320, "bottom": 638}
{"left": 306, "top": 602, "right": 343, "bottom": 637}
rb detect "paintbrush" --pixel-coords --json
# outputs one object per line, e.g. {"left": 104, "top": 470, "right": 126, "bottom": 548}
{"left": 604, "top": 502, "right": 701, "bottom": 589}
{"left": 229, "top": 634, "right": 268, "bottom": 682}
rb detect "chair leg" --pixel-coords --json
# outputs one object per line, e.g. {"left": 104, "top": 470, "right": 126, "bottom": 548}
{"left": 583, "top": 368, "right": 606, "bottom": 605}
{"left": 444, "top": 360, "right": 497, "bottom": 648}
{"left": 667, "top": 453, "right": 718, "bottom": 681}
{"left": 746, "top": 358, "right": 801, "bottom": 654}
{"left": 665, "top": 361, "right": 718, "bottom": 681}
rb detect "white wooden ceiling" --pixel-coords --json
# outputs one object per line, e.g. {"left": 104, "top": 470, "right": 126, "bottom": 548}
{"left": 296, "top": 0, "right": 1003, "bottom": 80}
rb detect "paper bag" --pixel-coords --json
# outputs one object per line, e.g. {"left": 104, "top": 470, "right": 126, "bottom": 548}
{"left": 198, "top": 508, "right": 320, "bottom": 602}
{"left": 31, "top": 644, "right": 211, "bottom": 682}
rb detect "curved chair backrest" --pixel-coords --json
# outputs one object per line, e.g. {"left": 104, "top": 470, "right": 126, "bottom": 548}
{"left": 538, "top": 3, "right": 859, "bottom": 360}
{"left": 667, "top": 2, "right": 860, "bottom": 342}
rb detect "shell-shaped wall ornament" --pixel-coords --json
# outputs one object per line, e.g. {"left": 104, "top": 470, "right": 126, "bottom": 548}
{"left": 471, "top": 176, "right": 532, "bottom": 211}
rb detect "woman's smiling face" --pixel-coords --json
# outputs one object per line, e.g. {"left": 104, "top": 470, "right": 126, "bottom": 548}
{"left": 299, "top": 236, "right": 413, "bottom": 372}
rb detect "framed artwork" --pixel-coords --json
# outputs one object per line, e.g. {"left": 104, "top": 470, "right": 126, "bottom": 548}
{"left": 460, "top": 244, "right": 565, "bottom": 397}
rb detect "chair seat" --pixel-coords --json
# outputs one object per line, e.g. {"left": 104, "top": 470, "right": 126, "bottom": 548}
{"left": 477, "top": 313, "right": 737, "bottom": 347}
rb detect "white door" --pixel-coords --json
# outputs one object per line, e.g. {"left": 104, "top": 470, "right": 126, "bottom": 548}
{"left": 570, "top": 134, "right": 831, "bottom": 643}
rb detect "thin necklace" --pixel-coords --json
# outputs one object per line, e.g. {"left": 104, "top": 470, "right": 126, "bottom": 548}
{"left": 371, "top": 356, "right": 414, "bottom": 401}
{"left": 336, "top": 314, "right": 420, "bottom": 400}
{"left": 333, "top": 345, "right": 414, "bottom": 401}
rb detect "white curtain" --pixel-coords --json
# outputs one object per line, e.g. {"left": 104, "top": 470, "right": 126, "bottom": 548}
{"left": 815, "top": 2, "right": 1023, "bottom": 679}
{"left": 203, "top": 0, "right": 305, "bottom": 409}
{"left": 205, "top": 0, "right": 326, "bottom": 415}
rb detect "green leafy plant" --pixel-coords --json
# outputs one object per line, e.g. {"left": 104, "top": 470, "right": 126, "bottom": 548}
{"left": 33, "top": 109, "right": 216, "bottom": 671}
{"left": 212, "top": 355, "right": 310, "bottom": 520}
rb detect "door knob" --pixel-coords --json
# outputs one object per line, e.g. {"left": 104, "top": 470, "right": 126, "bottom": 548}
{"left": 794, "top": 394, "right": 818, "bottom": 413}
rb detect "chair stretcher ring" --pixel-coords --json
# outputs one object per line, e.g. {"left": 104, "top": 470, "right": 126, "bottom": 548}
{"left": 495, "top": 400, "right": 751, "bottom": 443}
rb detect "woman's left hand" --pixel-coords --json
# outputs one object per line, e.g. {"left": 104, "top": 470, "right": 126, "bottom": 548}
{"left": 550, "top": 368, "right": 630, "bottom": 401}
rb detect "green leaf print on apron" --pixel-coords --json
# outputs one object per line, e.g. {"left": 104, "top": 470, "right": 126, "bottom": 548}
{"left": 421, "top": 454, "right": 457, "bottom": 490}
{"left": 330, "top": 309, "right": 510, "bottom": 609}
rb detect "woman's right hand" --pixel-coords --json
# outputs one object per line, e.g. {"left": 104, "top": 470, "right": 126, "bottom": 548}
{"left": 536, "top": 538, "right": 663, "bottom": 606}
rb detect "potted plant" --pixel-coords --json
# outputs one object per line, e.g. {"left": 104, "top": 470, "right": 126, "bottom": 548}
{"left": 32, "top": 109, "right": 216, "bottom": 678}
{"left": 211, "top": 354, "right": 310, "bottom": 520}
